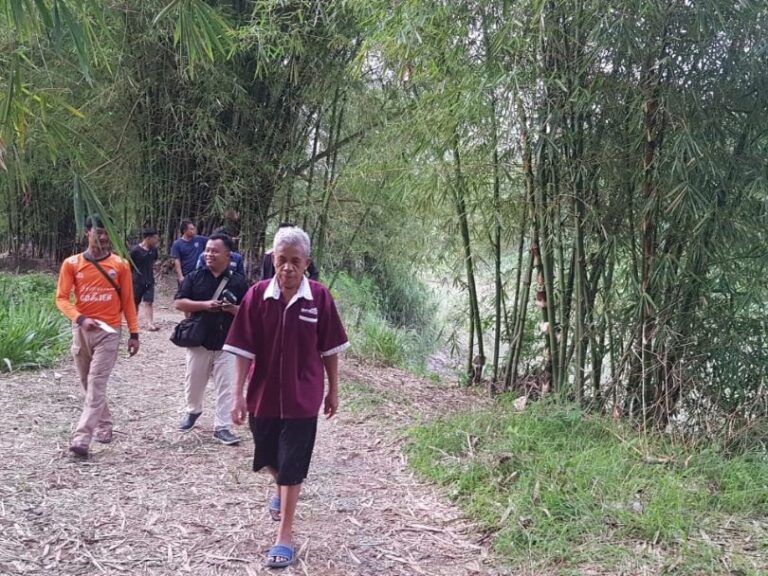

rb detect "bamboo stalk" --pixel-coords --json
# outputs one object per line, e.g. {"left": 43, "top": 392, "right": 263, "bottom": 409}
{"left": 452, "top": 132, "right": 484, "bottom": 383}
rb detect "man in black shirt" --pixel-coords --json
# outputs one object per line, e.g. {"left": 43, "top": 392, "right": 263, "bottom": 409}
{"left": 174, "top": 232, "right": 248, "bottom": 445}
{"left": 130, "top": 227, "right": 160, "bottom": 331}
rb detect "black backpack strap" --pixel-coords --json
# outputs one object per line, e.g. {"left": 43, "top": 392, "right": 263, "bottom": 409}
{"left": 83, "top": 253, "right": 122, "bottom": 296}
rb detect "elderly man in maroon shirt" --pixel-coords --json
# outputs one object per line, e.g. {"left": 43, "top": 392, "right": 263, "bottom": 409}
{"left": 225, "top": 226, "right": 349, "bottom": 569}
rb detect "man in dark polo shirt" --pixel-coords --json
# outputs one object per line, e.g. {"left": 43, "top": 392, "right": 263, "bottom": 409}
{"left": 171, "top": 220, "right": 208, "bottom": 285}
{"left": 174, "top": 232, "right": 248, "bottom": 445}
{"left": 225, "top": 226, "right": 348, "bottom": 568}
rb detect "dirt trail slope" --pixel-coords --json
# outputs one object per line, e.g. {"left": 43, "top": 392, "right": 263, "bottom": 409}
{"left": 0, "top": 303, "right": 505, "bottom": 576}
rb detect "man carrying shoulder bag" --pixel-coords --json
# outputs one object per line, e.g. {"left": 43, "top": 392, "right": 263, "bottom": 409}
{"left": 56, "top": 215, "right": 140, "bottom": 458}
{"left": 173, "top": 232, "right": 248, "bottom": 445}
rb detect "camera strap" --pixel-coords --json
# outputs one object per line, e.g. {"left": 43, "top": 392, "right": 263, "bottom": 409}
{"left": 212, "top": 274, "right": 230, "bottom": 301}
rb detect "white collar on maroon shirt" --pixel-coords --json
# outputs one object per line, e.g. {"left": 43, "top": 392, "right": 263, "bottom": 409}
{"left": 264, "top": 276, "right": 313, "bottom": 309}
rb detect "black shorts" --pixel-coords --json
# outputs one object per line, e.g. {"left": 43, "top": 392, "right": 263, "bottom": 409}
{"left": 133, "top": 283, "right": 155, "bottom": 305}
{"left": 249, "top": 416, "right": 318, "bottom": 486}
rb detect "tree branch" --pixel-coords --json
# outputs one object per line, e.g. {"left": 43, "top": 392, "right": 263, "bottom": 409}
{"left": 290, "top": 129, "right": 367, "bottom": 175}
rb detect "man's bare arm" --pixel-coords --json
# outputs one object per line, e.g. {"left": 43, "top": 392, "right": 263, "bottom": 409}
{"left": 174, "top": 298, "right": 222, "bottom": 313}
{"left": 231, "top": 355, "right": 252, "bottom": 425}
{"left": 174, "top": 259, "right": 183, "bottom": 282}
{"left": 322, "top": 354, "right": 339, "bottom": 418}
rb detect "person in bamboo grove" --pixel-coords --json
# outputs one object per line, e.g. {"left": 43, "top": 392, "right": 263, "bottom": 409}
{"left": 55, "top": 215, "right": 140, "bottom": 457}
{"left": 225, "top": 226, "right": 349, "bottom": 569}
{"left": 261, "top": 222, "right": 320, "bottom": 281}
{"left": 130, "top": 226, "right": 160, "bottom": 331}
{"left": 195, "top": 227, "right": 245, "bottom": 276}
{"left": 171, "top": 220, "right": 208, "bottom": 286}
{"left": 174, "top": 232, "right": 249, "bottom": 446}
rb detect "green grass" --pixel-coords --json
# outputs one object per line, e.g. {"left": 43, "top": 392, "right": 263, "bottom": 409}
{"left": 355, "top": 315, "right": 409, "bottom": 366}
{"left": 406, "top": 399, "right": 768, "bottom": 574}
{"left": 0, "top": 273, "right": 69, "bottom": 372}
{"left": 331, "top": 271, "right": 438, "bottom": 370}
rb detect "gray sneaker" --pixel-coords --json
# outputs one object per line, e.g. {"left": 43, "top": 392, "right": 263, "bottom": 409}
{"left": 179, "top": 411, "right": 202, "bottom": 431}
{"left": 213, "top": 428, "right": 240, "bottom": 445}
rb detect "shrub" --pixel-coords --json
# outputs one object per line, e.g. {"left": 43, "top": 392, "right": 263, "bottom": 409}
{"left": 332, "top": 271, "right": 438, "bottom": 369}
{"left": 355, "top": 315, "right": 406, "bottom": 366}
{"left": 370, "top": 261, "right": 436, "bottom": 328}
{"left": 0, "top": 273, "right": 69, "bottom": 371}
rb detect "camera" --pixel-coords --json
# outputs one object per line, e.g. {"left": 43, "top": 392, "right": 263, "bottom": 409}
{"left": 220, "top": 289, "right": 238, "bottom": 305}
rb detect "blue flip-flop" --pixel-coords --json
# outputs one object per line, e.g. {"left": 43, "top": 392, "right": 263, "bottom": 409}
{"left": 268, "top": 495, "right": 281, "bottom": 521}
{"left": 265, "top": 544, "right": 294, "bottom": 568}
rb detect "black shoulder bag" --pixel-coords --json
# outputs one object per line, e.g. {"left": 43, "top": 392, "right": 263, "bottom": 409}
{"left": 170, "top": 274, "right": 230, "bottom": 348}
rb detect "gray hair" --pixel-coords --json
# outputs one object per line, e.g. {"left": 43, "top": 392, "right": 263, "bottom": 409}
{"left": 273, "top": 226, "right": 311, "bottom": 257}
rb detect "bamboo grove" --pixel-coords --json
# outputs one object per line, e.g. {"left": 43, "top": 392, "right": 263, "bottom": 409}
{"left": 1, "top": 0, "right": 767, "bottom": 436}
{"left": 368, "top": 0, "right": 768, "bottom": 434}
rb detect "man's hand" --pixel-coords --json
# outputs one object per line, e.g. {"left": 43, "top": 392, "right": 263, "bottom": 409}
{"left": 324, "top": 390, "right": 339, "bottom": 419}
{"left": 80, "top": 318, "right": 98, "bottom": 331}
{"left": 232, "top": 395, "right": 248, "bottom": 425}
{"left": 127, "top": 338, "right": 140, "bottom": 357}
{"left": 174, "top": 258, "right": 184, "bottom": 284}
{"left": 221, "top": 302, "right": 239, "bottom": 316}
{"left": 203, "top": 300, "right": 223, "bottom": 312}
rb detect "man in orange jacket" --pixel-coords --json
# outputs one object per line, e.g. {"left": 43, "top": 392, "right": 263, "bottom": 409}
{"left": 56, "top": 215, "right": 140, "bottom": 457}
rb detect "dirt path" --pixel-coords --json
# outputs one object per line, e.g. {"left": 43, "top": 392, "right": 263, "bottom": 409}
{"left": 0, "top": 303, "right": 505, "bottom": 576}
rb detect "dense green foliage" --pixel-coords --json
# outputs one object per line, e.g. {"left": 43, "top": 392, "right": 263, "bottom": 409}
{"left": 1, "top": 0, "right": 767, "bottom": 437}
{"left": 332, "top": 271, "right": 437, "bottom": 370}
{"left": 361, "top": 0, "right": 768, "bottom": 434}
{"left": 0, "top": 273, "right": 68, "bottom": 371}
{"left": 407, "top": 401, "right": 768, "bottom": 574}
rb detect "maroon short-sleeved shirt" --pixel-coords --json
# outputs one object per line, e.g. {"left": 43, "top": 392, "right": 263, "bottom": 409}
{"left": 223, "top": 277, "right": 349, "bottom": 418}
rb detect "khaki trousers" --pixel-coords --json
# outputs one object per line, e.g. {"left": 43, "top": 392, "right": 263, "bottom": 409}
{"left": 71, "top": 325, "right": 121, "bottom": 446}
{"left": 183, "top": 347, "right": 234, "bottom": 430}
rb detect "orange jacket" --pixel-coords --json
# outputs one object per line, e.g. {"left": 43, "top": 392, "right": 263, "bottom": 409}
{"left": 56, "top": 253, "right": 140, "bottom": 334}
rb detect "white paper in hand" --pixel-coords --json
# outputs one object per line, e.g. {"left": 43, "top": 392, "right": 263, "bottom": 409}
{"left": 94, "top": 320, "right": 117, "bottom": 334}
